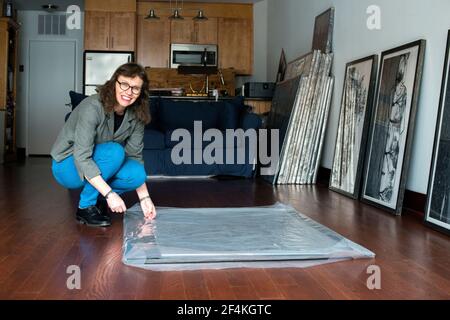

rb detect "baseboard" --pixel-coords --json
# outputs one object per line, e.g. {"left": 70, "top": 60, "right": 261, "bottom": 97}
{"left": 317, "top": 166, "right": 426, "bottom": 217}
{"left": 17, "top": 148, "right": 26, "bottom": 161}
{"left": 316, "top": 166, "right": 331, "bottom": 187}
{"left": 403, "top": 190, "right": 427, "bottom": 218}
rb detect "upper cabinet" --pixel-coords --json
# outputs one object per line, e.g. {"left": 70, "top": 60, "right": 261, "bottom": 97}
{"left": 84, "top": 11, "right": 136, "bottom": 51}
{"left": 84, "top": 11, "right": 110, "bottom": 51}
{"left": 136, "top": 2, "right": 253, "bottom": 75}
{"left": 218, "top": 18, "right": 253, "bottom": 75}
{"left": 86, "top": 1, "right": 254, "bottom": 75}
{"left": 170, "top": 18, "right": 217, "bottom": 45}
{"left": 170, "top": 20, "right": 195, "bottom": 44}
{"left": 109, "top": 12, "right": 136, "bottom": 51}
{"left": 137, "top": 15, "right": 171, "bottom": 68}
{"left": 196, "top": 18, "right": 218, "bottom": 44}
{"left": 84, "top": 0, "right": 136, "bottom": 52}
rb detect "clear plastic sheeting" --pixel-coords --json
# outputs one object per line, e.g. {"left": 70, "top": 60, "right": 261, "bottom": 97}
{"left": 123, "top": 203, "right": 375, "bottom": 271}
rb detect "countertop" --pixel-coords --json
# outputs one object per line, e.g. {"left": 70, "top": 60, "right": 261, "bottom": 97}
{"left": 150, "top": 95, "right": 272, "bottom": 102}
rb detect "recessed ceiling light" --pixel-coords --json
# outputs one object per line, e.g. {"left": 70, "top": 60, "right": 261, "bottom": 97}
{"left": 42, "top": 4, "right": 59, "bottom": 12}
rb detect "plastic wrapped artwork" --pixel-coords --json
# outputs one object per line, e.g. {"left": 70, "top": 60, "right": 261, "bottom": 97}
{"left": 123, "top": 203, "right": 374, "bottom": 271}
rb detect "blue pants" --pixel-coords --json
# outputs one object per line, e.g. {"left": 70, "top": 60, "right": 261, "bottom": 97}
{"left": 52, "top": 142, "right": 147, "bottom": 209}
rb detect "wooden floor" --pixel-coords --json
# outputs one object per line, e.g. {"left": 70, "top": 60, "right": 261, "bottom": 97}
{"left": 1, "top": 157, "right": 450, "bottom": 300}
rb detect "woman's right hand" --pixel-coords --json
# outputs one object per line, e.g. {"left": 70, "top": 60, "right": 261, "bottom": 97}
{"left": 106, "top": 192, "right": 127, "bottom": 213}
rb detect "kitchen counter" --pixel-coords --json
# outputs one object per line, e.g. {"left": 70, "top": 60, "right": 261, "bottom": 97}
{"left": 150, "top": 95, "right": 272, "bottom": 102}
{"left": 149, "top": 96, "right": 272, "bottom": 115}
{"left": 152, "top": 95, "right": 235, "bottom": 101}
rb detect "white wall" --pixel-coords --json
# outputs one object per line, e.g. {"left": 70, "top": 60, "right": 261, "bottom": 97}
{"left": 16, "top": 10, "right": 84, "bottom": 150}
{"left": 236, "top": 0, "right": 268, "bottom": 87}
{"left": 265, "top": 0, "right": 450, "bottom": 194}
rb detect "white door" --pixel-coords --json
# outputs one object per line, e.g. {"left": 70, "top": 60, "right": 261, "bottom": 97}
{"left": 28, "top": 40, "right": 76, "bottom": 155}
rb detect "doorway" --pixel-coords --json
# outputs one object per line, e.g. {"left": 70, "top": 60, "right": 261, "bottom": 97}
{"left": 28, "top": 40, "right": 76, "bottom": 155}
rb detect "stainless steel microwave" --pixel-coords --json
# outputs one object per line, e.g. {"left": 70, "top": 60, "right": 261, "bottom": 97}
{"left": 170, "top": 44, "right": 218, "bottom": 68}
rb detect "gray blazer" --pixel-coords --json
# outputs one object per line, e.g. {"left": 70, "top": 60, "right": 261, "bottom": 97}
{"left": 51, "top": 94, "right": 145, "bottom": 180}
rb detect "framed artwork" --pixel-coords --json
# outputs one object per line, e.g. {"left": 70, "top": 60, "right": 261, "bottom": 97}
{"left": 276, "top": 49, "right": 287, "bottom": 83}
{"left": 261, "top": 76, "right": 302, "bottom": 184}
{"left": 425, "top": 30, "right": 450, "bottom": 235}
{"left": 276, "top": 51, "right": 333, "bottom": 185}
{"left": 362, "top": 40, "right": 426, "bottom": 215}
{"left": 284, "top": 52, "right": 313, "bottom": 82}
{"left": 312, "top": 7, "right": 335, "bottom": 54}
{"left": 330, "top": 55, "right": 378, "bottom": 199}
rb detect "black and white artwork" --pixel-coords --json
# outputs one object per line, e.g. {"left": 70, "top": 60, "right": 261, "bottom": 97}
{"left": 362, "top": 40, "right": 426, "bottom": 215}
{"left": 312, "top": 7, "right": 335, "bottom": 54}
{"left": 276, "top": 49, "right": 287, "bottom": 83}
{"left": 330, "top": 55, "right": 378, "bottom": 199}
{"left": 425, "top": 31, "right": 450, "bottom": 235}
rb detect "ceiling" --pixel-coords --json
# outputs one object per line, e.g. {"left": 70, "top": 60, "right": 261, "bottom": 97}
{"left": 12, "top": 0, "right": 263, "bottom": 11}
{"left": 12, "top": 0, "right": 84, "bottom": 11}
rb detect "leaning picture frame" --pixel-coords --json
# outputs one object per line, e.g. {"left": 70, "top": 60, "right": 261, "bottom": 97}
{"left": 312, "top": 7, "right": 335, "bottom": 54}
{"left": 424, "top": 30, "right": 450, "bottom": 235}
{"left": 361, "top": 39, "right": 426, "bottom": 215}
{"left": 276, "top": 49, "right": 287, "bottom": 83}
{"left": 284, "top": 52, "right": 313, "bottom": 82}
{"left": 329, "top": 55, "right": 378, "bottom": 199}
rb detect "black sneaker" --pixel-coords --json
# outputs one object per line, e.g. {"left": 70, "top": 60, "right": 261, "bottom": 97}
{"left": 97, "top": 199, "right": 111, "bottom": 219}
{"left": 76, "top": 205, "right": 111, "bottom": 227}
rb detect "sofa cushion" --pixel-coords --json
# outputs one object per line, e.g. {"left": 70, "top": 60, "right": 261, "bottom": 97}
{"left": 143, "top": 129, "right": 165, "bottom": 150}
{"left": 146, "top": 98, "right": 160, "bottom": 131}
{"left": 69, "top": 91, "right": 88, "bottom": 110}
{"left": 241, "top": 112, "right": 263, "bottom": 130}
{"left": 165, "top": 129, "right": 213, "bottom": 149}
{"left": 219, "top": 97, "right": 245, "bottom": 130}
{"left": 158, "top": 99, "right": 221, "bottom": 132}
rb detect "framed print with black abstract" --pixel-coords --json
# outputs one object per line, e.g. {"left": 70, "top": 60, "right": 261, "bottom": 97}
{"left": 330, "top": 55, "right": 378, "bottom": 199}
{"left": 362, "top": 40, "right": 426, "bottom": 215}
{"left": 425, "top": 30, "right": 450, "bottom": 235}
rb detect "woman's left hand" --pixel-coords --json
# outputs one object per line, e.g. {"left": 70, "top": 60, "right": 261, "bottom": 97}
{"left": 140, "top": 197, "right": 157, "bottom": 220}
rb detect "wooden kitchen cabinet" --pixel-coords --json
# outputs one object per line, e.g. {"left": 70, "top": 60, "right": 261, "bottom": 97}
{"left": 84, "top": 11, "right": 110, "bottom": 51}
{"left": 170, "top": 18, "right": 217, "bottom": 45}
{"left": 109, "top": 12, "right": 136, "bottom": 51}
{"left": 170, "top": 20, "right": 194, "bottom": 44}
{"left": 137, "top": 15, "right": 170, "bottom": 68}
{"left": 0, "top": 18, "right": 19, "bottom": 163}
{"left": 218, "top": 18, "right": 253, "bottom": 75}
{"left": 84, "top": 11, "right": 136, "bottom": 51}
{"left": 196, "top": 18, "right": 218, "bottom": 44}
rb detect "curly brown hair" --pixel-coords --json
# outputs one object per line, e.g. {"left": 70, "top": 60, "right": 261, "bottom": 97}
{"left": 98, "top": 63, "right": 151, "bottom": 124}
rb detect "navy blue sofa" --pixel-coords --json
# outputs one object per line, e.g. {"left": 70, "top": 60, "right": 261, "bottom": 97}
{"left": 67, "top": 92, "right": 262, "bottom": 177}
{"left": 145, "top": 97, "right": 262, "bottom": 177}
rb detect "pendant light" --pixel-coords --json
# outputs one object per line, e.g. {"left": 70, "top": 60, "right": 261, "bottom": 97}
{"left": 145, "top": 9, "right": 160, "bottom": 20}
{"left": 169, "top": 9, "right": 184, "bottom": 20}
{"left": 42, "top": 4, "right": 59, "bottom": 12}
{"left": 193, "top": 10, "right": 208, "bottom": 21}
{"left": 169, "top": 0, "right": 184, "bottom": 20}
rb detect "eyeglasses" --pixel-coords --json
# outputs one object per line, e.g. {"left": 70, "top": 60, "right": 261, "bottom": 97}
{"left": 116, "top": 80, "right": 142, "bottom": 95}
